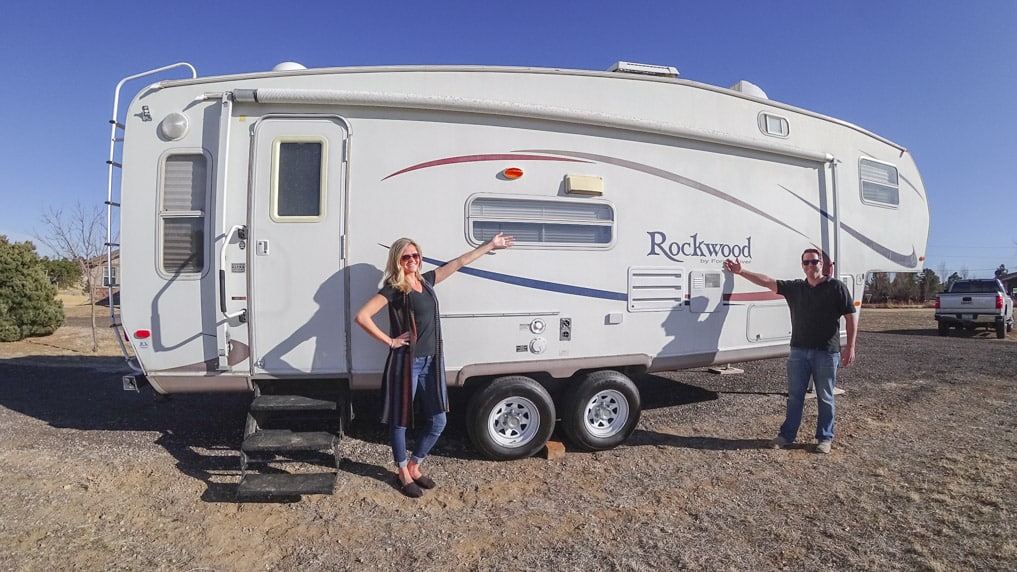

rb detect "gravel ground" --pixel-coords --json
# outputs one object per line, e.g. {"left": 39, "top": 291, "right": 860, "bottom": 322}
{"left": 0, "top": 307, "right": 1015, "bottom": 571}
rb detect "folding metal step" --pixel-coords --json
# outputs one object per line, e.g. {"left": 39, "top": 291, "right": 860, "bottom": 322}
{"left": 249, "top": 394, "right": 338, "bottom": 412}
{"left": 237, "top": 472, "right": 336, "bottom": 498}
{"left": 238, "top": 379, "right": 350, "bottom": 500}
{"left": 242, "top": 429, "right": 337, "bottom": 453}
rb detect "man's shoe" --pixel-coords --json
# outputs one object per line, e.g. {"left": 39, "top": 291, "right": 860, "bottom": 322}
{"left": 816, "top": 440, "right": 832, "bottom": 454}
{"left": 769, "top": 435, "right": 791, "bottom": 449}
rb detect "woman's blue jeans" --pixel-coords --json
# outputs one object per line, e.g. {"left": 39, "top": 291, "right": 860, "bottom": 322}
{"left": 780, "top": 347, "right": 839, "bottom": 443}
{"left": 391, "top": 355, "right": 447, "bottom": 468}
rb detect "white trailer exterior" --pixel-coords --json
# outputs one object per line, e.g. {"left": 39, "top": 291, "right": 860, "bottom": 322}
{"left": 106, "top": 62, "right": 929, "bottom": 461}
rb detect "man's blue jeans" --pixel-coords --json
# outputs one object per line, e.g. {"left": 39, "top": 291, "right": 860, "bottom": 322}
{"left": 780, "top": 347, "right": 839, "bottom": 443}
{"left": 390, "top": 355, "right": 447, "bottom": 468}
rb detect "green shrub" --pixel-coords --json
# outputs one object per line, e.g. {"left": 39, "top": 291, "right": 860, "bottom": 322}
{"left": 42, "top": 257, "right": 82, "bottom": 289}
{"left": 0, "top": 236, "right": 65, "bottom": 342}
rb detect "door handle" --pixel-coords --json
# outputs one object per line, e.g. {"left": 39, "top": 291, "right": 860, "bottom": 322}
{"left": 219, "top": 224, "right": 247, "bottom": 320}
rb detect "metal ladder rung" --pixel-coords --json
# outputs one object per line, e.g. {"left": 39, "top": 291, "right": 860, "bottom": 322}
{"left": 107, "top": 160, "right": 122, "bottom": 168}
{"left": 110, "top": 119, "right": 125, "bottom": 130}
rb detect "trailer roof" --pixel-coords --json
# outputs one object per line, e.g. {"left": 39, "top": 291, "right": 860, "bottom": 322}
{"left": 144, "top": 63, "right": 904, "bottom": 153}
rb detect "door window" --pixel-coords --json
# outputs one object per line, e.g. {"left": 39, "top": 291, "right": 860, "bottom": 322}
{"left": 272, "top": 138, "right": 326, "bottom": 221}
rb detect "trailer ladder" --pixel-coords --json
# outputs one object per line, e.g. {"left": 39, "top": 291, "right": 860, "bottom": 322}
{"left": 104, "top": 63, "right": 197, "bottom": 377}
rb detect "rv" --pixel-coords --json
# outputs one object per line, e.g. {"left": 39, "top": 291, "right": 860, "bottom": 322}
{"left": 105, "top": 61, "right": 929, "bottom": 495}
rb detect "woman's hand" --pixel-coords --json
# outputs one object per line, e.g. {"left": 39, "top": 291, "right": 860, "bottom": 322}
{"left": 489, "top": 232, "right": 515, "bottom": 250}
{"left": 389, "top": 331, "right": 410, "bottom": 349}
{"left": 435, "top": 232, "right": 515, "bottom": 284}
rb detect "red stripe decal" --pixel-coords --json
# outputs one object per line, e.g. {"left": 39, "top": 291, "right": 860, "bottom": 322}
{"left": 726, "top": 292, "right": 785, "bottom": 302}
{"left": 382, "top": 154, "right": 590, "bottom": 180}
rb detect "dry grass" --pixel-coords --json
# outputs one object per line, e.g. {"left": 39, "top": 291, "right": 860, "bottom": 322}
{"left": 0, "top": 294, "right": 123, "bottom": 360}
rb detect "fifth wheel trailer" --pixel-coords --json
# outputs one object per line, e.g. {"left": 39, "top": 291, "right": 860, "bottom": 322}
{"left": 104, "top": 61, "right": 929, "bottom": 494}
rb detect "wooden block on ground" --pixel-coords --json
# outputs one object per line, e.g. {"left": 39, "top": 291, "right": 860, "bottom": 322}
{"left": 543, "top": 440, "right": 566, "bottom": 461}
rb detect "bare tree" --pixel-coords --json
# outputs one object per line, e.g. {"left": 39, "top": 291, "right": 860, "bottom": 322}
{"left": 34, "top": 202, "right": 106, "bottom": 352}
{"left": 937, "top": 262, "right": 949, "bottom": 285}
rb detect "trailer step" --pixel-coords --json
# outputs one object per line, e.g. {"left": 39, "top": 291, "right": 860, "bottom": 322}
{"left": 250, "top": 394, "right": 338, "bottom": 411}
{"left": 242, "top": 429, "right": 337, "bottom": 453}
{"left": 237, "top": 472, "right": 336, "bottom": 498}
{"left": 239, "top": 380, "right": 349, "bottom": 500}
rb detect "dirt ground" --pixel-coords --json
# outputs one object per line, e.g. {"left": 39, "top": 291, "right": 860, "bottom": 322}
{"left": 1, "top": 299, "right": 1015, "bottom": 571}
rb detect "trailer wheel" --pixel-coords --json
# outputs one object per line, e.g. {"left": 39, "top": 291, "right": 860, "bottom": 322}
{"left": 465, "top": 376, "right": 555, "bottom": 461}
{"left": 561, "top": 370, "right": 641, "bottom": 451}
{"left": 996, "top": 320, "right": 1006, "bottom": 339}
{"left": 937, "top": 322, "right": 949, "bottom": 336}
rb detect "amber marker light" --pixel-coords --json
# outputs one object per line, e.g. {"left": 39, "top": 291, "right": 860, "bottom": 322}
{"left": 503, "top": 167, "right": 524, "bottom": 179}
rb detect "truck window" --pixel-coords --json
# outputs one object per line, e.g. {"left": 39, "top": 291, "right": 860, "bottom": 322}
{"left": 160, "top": 153, "right": 208, "bottom": 274}
{"left": 951, "top": 281, "right": 998, "bottom": 294}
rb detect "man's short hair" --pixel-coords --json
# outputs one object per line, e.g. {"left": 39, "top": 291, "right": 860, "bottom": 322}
{"left": 801, "top": 248, "right": 823, "bottom": 261}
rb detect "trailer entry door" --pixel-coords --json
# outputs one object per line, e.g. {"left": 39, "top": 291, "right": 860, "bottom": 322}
{"left": 249, "top": 116, "right": 349, "bottom": 376}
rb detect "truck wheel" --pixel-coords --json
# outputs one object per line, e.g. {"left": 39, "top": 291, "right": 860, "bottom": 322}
{"left": 937, "top": 322, "right": 949, "bottom": 336}
{"left": 996, "top": 321, "right": 1006, "bottom": 339}
{"left": 561, "top": 370, "right": 641, "bottom": 451}
{"left": 465, "top": 376, "right": 555, "bottom": 461}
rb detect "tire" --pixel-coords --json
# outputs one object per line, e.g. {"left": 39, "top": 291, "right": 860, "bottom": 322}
{"left": 996, "top": 320, "right": 1006, "bottom": 339}
{"left": 561, "top": 370, "right": 641, "bottom": 452}
{"left": 937, "top": 322, "right": 949, "bottom": 336}
{"left": 465, "top": 376, "right": 555, "bottom": 461}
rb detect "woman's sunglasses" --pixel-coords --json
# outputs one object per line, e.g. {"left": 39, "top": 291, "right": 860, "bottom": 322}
{"left": 400, "top": 253, "right": 421, "bottom": 263}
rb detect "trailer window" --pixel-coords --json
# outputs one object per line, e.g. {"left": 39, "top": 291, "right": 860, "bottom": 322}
{"left": 272, "top": 138, "right": 326, "bottom": 221}
{"left": 758, "top": 112, "right": 789, "bottom": 138}
{"left": 467, "top": 196, "right": 614, "bottom": 248}
{"left": 160, "top": 154, "right": 207, "bottom": 274}
{"left": 859, "top": 159, "right": 899, "bottom": 207}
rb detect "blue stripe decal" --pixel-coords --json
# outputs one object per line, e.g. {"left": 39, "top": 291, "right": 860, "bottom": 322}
{"left": 423, "top": 256, "right": 627, "bottom": 301}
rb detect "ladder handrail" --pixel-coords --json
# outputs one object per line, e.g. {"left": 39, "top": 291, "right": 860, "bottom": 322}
{"left": 105, "top": 62, "right": 197, "bottom": 211}
{"left": 105, "top": 63, "right": 197, "bottom": 373}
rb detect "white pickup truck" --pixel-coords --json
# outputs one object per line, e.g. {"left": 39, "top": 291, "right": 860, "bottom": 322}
{"left": 935, "top": 278, "right": 1014, "bottom": 338}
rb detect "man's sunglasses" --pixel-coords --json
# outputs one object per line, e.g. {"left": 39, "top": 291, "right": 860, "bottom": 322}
{"left": 801, "top": 259, "right": 822, "bottom": 266}
{"left": 400, "top": 253, "right": 421, "bottom": 262}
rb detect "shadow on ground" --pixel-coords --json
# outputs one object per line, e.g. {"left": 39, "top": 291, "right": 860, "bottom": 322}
{"left": 0, "top": 356, "right": 763, "bottom": 501}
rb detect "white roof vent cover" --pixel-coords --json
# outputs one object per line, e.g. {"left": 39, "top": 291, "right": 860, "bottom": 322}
{"left": 273, "top": 61, "right": 307, "bottom": 72}
{"left": 608, "top": 61, "right": 679, "bottom": 78}
{"left": 729, "top": 80, "right": 768, "bottom": 99}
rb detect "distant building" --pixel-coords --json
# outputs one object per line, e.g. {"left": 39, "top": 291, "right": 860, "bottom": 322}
{"left": 1002, "top": 271, "right": 1017, "bottom": 299}
{"left": 86, "top": 250, "right": 119, "bottom": 303}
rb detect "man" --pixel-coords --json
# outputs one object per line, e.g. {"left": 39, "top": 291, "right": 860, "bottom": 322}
{"left": 723, "top": 249, "right": 856, "bottom": 454}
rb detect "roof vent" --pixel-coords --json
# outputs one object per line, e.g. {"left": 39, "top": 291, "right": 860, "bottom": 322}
{"left": 729, "top": 80, "right": 768, "bottom": 99}
{"left": 608, "top": 61, "right": 679, "bottom": 78}
{"left": 273, "top": 61, "right": 307, "bottom": 72}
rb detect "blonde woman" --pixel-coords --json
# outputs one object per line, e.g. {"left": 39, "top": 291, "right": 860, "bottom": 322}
{"left": 355, "top": 233, "right": 514, "bottom": 497}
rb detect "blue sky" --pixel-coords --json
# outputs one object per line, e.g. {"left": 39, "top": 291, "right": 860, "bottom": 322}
{"left": 2, "top": 1, "right": 1015, "bottom": 279}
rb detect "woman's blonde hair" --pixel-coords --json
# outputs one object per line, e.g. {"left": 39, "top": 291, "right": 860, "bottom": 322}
{"left": 385, "top": 237, "right": 423, "bottom": 293}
